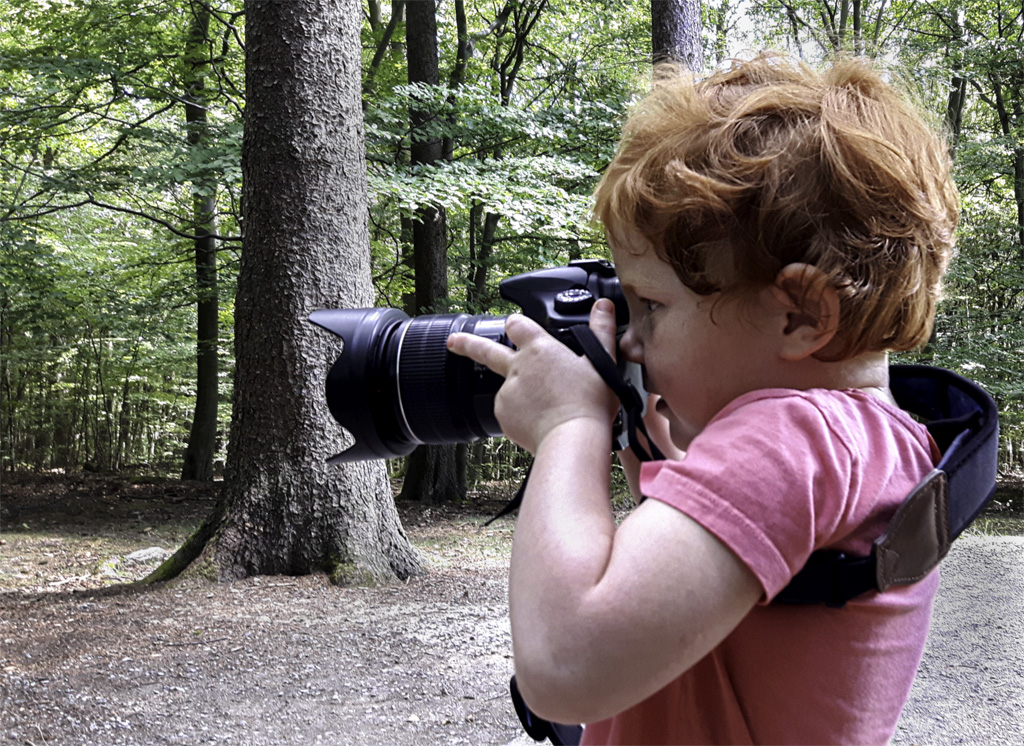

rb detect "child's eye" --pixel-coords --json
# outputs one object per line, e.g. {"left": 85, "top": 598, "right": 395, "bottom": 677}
{"left": 639, "top": 298, "right": 661, "bottom": 313}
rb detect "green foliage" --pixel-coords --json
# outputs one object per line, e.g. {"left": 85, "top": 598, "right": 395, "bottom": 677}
{"left": 1, "top": 0, "right": 243, "bottom": 474}
{"left": 362, "top": 2, "right": 640, "bottom": 316}
{"left": 4, "top": 0, "right": 1023, "bottom": 480}
{"left": 0, "top": 207, "right": 198, "bottom": 471}
{"left": 913, "top": 0, "right": 1024, "bottom": 469}
{"left": 367, "top": 83, "right": 611, "bottom": 234}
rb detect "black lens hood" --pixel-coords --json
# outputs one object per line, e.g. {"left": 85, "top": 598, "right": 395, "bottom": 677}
{"left": 309, "top": 307, "right": 417, "bottom": 462}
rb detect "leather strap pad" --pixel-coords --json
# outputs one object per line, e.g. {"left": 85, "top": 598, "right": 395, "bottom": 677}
{"left": 874, "top": 469, "right": 951, "bottom": 590}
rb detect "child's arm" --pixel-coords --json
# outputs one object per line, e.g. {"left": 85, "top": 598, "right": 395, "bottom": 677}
{"left": 510, "top": 420, "right": 760, "bottom": 724}
{"left": 448, "top": 301, "right": 761, "bottom": 725}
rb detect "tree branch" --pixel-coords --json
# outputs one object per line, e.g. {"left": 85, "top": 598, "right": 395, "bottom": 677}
{"left": 2, "top": 196, "right": 241, "bottom": 244}
{"left": 365, "top": 0, "right": 406, "bottom": 96}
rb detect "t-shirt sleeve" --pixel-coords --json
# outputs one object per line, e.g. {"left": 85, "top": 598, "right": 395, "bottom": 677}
{"left": 639, "top": 393, "right": 857, "bottom": 601}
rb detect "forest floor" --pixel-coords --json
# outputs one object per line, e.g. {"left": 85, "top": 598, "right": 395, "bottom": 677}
{"left": 1, "top": 471, "right": 1022, "bottom": 745}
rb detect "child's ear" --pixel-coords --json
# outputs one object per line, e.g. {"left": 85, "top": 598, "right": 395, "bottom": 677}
{"left": 761, "top": 263, "right": 840, "bottom": 361}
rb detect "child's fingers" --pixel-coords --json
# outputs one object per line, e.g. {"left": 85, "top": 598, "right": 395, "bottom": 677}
{"left": 501, "top": 313, "right": 549, "bottom": 349}
{"left": 447, "top": 330, "right": 513, "bottom": 378}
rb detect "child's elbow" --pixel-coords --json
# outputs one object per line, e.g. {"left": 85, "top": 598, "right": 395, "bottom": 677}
{"left": 514, "top": 658, "right": 619, "bottom": 726}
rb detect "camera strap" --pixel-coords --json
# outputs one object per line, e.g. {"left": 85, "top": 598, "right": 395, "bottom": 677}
{"left": 502, "top": 364, "right": 998, "bottom": 745}
{"left": 568, "top": 325, "right": 665, "bottom": 463}
{"left": 774, "top": 364, "right": 999, "bottom": 606}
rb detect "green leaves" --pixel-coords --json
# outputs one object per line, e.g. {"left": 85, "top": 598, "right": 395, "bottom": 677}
{"left": 364, "top": 66, "right": 626, "bottom": 309}
{"left": 5, "top": 0, "right": 1023, "bottom": 476}
{"left": 370, "top": 156, "right": 596, "bottom": 235}
{"left": 1, "top": 0, "right": 243, "bottom": 473}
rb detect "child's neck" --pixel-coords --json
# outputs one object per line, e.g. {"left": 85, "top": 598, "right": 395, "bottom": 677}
{"left": 790, "top": 351, "right": 894, "bottom": 404}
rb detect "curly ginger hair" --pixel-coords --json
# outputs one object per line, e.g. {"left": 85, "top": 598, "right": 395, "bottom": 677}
{"left": 594, "top": 53, "right": 959, "bottom": 361}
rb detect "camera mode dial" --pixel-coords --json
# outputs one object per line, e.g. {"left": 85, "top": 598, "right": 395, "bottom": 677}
{"left": 554, "top": 288, "right": 595, "bottom": 314}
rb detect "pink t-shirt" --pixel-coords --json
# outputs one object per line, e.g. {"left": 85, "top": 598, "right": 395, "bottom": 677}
{"left": 581, "top": 388, "right": 941, "bottom": 746}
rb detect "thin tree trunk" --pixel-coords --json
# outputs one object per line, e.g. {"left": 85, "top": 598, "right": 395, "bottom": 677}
{"left": 181, "top": 0, "right": 219, "bottom": 482}
{"left": 652, "top": 0, "right": 703, "bottom": 72}
{"left": 364, "top": 1, "right": 405, "bottom": 98}
{"left": 401, "top": 0, "right": 464, "bottom": 504}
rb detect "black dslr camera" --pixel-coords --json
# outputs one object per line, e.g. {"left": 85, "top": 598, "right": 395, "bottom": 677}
{"left": 309, "top": 259, "right": 633, "bottom": 463}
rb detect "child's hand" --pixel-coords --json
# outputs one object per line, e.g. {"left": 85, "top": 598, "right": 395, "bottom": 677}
{"left": 447, "top": 298, "right": 620, "bottom": 454}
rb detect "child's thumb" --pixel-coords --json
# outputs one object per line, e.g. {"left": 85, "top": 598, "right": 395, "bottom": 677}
{"left": 589, "top": 298, "right": 618, "bottom": 360}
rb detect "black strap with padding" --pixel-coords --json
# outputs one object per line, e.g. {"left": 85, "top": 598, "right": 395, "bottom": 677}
{"left": 510, "top": 675, "right": 583, "bottom": 746}
{"left": 504, "top": 363, "right": 997, "bottom": 743}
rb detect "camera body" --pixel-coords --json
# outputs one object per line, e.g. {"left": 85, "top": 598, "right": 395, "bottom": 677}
{"left": 309, "top": 259, "right": 631, "bottom": 463}
{"left": 498, "top": 258, "right": 627, "bottom": 350}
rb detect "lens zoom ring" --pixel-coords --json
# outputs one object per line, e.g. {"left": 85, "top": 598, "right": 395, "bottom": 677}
{"left": 398, "top": 317, "right": 460, "bottom": 441}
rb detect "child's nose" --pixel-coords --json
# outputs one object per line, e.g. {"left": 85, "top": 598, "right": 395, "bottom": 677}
{"left": 619, "top": 327, "right": 644, "bottom": 364}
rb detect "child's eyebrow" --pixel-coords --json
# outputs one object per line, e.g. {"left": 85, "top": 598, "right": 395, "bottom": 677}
{"left": 619, "top": 277, "right": 661, "bottom": 296}
{"left": 618, "top": 280, "right": 644, "bottom": 297}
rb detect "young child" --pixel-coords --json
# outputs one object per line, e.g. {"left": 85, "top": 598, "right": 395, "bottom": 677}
{"left": 447, "top": 52, "right": 958, "bottom": 745}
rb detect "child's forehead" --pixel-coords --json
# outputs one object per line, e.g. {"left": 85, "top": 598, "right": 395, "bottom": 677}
{"left": 608, "top": 223, "right": 655, "bottom": 259}
{"left": 610, "top": 239, "right": 674, "bottom": 288}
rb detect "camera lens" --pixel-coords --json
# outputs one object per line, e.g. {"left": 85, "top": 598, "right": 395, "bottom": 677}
{"left": 309, "top": 309, "right": 508, "bottom": 462}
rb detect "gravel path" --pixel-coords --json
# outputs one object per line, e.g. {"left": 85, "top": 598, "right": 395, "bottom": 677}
{"left": 3, "top": 491, "right": 1018, "bottom": 746}
{"left": 893, "top": 535, "right": 1024, "bottom": 745}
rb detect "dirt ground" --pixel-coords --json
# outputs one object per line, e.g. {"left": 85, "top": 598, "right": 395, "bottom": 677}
{"left": 0, "top": 473, "right": 525, "bottom": 745}
{"left": 2, "top": 472, "right": 1022, "bottom": 746}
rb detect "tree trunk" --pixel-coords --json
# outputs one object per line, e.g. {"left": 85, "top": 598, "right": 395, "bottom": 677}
{"left": 152, "top": 0, "right": 421, "bottom": 585}
{"left": 180, "top": 190, "right": 219, "bottom": 481}
{"left": 943, "top": 5, "right": 966, "bottom": 155}
{"left": 399, "top": 443, "right": 467, "bottom": 503}
{"left": 990, "top": 79, "right": 1024, "bottom": 256}
{"left": 401, "top": 0, "right": 465, "bottom": 504}
{"left": 1012, "top": 98, "right": 1024, "bottom": 254}
{"left": 652, "top": 0, "right": 703, "bottom": 72}
{"left": 181, "top": 0, "right": 219, "bottom": 482}
{"left": 467, "top": 208, "right": 501, "bottom": 312}
{"left": 1013, "top": 144, "right": 1024, "bottom": 254}
{"left": 945, "top": 75, "right": 967, "bottom": 153}
{"left": 406, "top": 0, "right": 448, "bottom": 316}
{"left": 710, "top": 0, "right": 731, "bottom": 65}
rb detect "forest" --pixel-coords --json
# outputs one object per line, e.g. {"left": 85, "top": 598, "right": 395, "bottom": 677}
{"left": 3, "top": 0, "right": 1023, "bottom": 490}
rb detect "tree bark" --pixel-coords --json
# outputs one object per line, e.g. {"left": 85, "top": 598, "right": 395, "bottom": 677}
{"left": 945, "top": 74, "right": 966, "bottom": 153}
{"left": 652, "top": 0, "right": 703, "bottom": 72}
{"left": 406, "top": 0, "right": 449, "bottom": 316}
{"left": 158, "top": 0, "right": 421, "bottom": 584}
